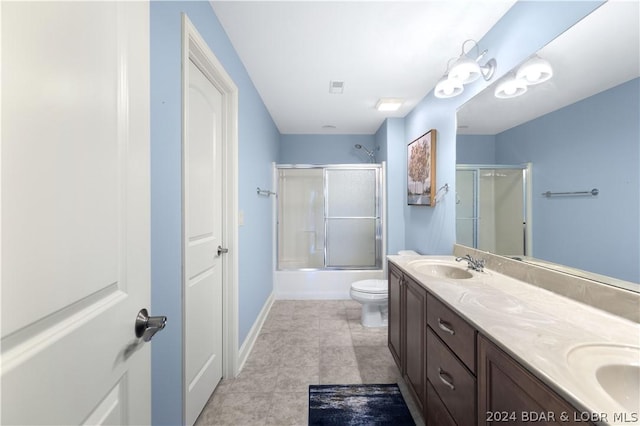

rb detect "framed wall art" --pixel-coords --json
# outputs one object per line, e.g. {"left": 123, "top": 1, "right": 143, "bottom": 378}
{"left": 407, "top": 129, "right": 437, "bottom": 206}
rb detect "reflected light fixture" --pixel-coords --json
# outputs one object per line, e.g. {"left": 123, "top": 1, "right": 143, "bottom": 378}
{"left": 435, "top": 39, "right": 496, "bottom": 99}
{"left": 495, "top": 55, "right": 553, "bottom": 99}
{"left": 516, "top": 55, "right": 553, "bottom": 85}
{"left": 494, "top": 75, "right": 528, "bottom": 99}
{"left": 375, "top": 98, "right": 403, "bottom": 111}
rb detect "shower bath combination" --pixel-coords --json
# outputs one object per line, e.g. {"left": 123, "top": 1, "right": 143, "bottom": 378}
{"left": 274, "top": 164, "right": 386, "bottom": 299}
{"left": 354, "top": 144, "right": 378, "bottom": 163}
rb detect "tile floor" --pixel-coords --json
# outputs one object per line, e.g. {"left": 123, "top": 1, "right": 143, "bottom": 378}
{"left": 195, "top": 299, "right": 424, "bottom": 426}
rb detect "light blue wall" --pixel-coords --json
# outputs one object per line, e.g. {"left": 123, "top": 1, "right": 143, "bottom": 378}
{"left": 279, "top": 134, "right": 376, "bottom": 164}
{"left": 495, "top": 78, "right": 640, "bottom": 283}
{"left": 151, "top": 2, "right": 279, "bottom": 424}
{"left": 401, "top": 0, "right": 602, "bottom": 256}
{"left": 456, "top": 135, "right": 497, "bottom": 164}
{"left": 376, "top": 118, "right": 407, "bottom": 255}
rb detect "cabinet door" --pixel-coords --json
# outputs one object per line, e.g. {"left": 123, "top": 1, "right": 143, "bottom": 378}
{"left": 388, "top": 263, "right": 403, "bottom": 370}
{"left": 404, "top": 276, "right": 427, "bottom": 411}
{"left": 478, "top": 335, "right": 589, "bottom": 426}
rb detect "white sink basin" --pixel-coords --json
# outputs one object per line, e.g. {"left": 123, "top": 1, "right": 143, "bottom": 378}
{"left": 596, "top": 364, "right": 640, "bottom": 412}
{"left": 406, "top": 260, "right": 473, "bottom": 280}
{"left": 567, "top": 344, "right": 640, "bottom": 412}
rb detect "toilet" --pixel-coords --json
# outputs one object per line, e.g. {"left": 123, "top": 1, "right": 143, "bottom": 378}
{"left": 350, "top": 250, "right": 419, "bottom": 327}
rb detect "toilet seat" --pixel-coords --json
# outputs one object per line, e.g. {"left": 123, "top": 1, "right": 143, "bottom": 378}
{"left": 351, "top": 279, "right": 387, "bottom": 294}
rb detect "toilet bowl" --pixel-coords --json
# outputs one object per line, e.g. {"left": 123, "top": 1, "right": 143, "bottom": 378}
{"left": 350, "top": 250, "right": 418, "bottom": 327}
{"left": 350, "top": 279, "right": 388, "bottom": 327}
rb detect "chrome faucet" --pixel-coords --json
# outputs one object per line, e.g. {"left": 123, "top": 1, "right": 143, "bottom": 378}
{"left": 455, "top": 254, "right": 485, "bottom": 272}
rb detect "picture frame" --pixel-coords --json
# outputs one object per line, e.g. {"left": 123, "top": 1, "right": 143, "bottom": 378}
{"left": 407, "top": 129, "right": 437, "bottom": 206}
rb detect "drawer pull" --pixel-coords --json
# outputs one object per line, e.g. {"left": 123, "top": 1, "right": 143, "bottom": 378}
{"left": 437, "top": 318, "right": 455, "bottom": 335}
{"left": 438, "top": 367, "right": 455, "bottom": 391}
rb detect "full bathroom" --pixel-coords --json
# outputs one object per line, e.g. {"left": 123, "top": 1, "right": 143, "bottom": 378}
{"left": 2, "top": 1, "right": 639, "bottom": 425}
{"left": 156, "top": 1, "right": 640, "bottom": 423}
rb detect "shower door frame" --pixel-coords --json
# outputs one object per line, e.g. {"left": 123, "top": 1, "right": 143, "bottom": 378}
{"left": 456, "top": 163, "right": 532, "bottom": 256}
{"left": 275, "top": 163, "right": 385, "bottom": 271}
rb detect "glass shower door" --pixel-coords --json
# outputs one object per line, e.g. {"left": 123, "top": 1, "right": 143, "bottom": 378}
{"left": 325, "top": 168, "right": 380, "bottom": 268}
{"left": 277, "top": 165, "right": 382, "bottom": 270}
{"left": 277, "top": 168, "right": 324, "bottom": 269}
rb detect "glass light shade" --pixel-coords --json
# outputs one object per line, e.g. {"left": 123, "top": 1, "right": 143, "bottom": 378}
{"left": 494, "top": 77, "right": 528, "bottom": 99}
{"left": 435, "top": 76, "right": 463, "bottom": 98}
{"left": 516, "top": 56, "right": 553, "bottom": 85}
{"left": 449, "top": 56, "right": 481, "bottom": 84}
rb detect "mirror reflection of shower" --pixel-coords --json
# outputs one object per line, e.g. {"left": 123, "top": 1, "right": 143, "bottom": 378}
{"left": 456, "top": 164, "right": 532, "bottom": 257}
{"left": 354, "top": 144, "right": 378, "bottom": 163}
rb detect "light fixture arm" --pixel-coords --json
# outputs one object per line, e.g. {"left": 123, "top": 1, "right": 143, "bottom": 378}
{"left": 460, "top": 39, "right": 480, "bottom": 57}
{"left": 435, "top": 39, "right": 497, "bottom": 99}
{"left": 459, "top": 39, "right": 496, "bottom": 81}
{"left": 480, "top": 58, "right": 496, "bottom": 81}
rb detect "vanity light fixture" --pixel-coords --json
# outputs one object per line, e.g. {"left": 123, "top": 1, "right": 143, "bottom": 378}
{"left": 434, "top": 39, "right": 496, "bottom": 99}
{"left": 434, "top": 74, "right": 464, "bottom": 98}
{"left": 375, "top": 98, "right": 403, "bottom": 111}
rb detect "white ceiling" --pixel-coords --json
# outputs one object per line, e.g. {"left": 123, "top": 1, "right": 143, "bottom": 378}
{"left": 210, "top": 1, "right": 516, "bottom": 135}
{"left": 457, "top": 0, "right": 640, "bottom": 135}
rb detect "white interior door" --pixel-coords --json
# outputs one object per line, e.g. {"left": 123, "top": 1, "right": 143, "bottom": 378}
{"left": 1, "top": 2, "right": 151, "bottom": 424}
{"left": 184, "top": 59, "right": 224, "bottom": 425}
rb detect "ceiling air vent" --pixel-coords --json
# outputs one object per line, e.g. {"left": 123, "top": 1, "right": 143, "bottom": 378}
{"left": 329, "top": 80, "right": 344, "bottom": 94}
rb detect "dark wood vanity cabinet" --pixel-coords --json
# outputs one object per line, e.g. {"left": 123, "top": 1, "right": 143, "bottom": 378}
{"left": 388, "top": 262, "right": 427, "bottom": 413}
{"left": 478, "top": 335, "right": 591, "bottom": 426}
{"left": 388, "top": 261, "right": 590, "bottom": 426}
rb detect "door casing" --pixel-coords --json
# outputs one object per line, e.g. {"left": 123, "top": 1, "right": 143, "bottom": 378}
{"left": 181, "top": 13, "right": 239, "bottom": 423}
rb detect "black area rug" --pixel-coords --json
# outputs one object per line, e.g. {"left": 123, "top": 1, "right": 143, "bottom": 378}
{"left": 308, "top": 384, "right": 415, "bottom": 425}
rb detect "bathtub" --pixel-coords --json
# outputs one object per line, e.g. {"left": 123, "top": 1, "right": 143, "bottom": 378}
{"left": 274, "top": 269, "right": 386, "bottom": 299}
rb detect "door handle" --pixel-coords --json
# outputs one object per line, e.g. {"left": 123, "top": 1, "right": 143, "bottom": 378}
{"left": 217, "top": 246, "right": 229, "bottom": 256}
{"left": 135, "top": 309, "right": 167, "bottom": 342}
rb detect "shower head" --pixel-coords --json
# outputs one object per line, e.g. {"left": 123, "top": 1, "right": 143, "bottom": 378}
{"left": 354, "top": 144, "right": 376, "bottom": 163}
{"left": 354, "top": 144, "right": 374, "bottom": 156}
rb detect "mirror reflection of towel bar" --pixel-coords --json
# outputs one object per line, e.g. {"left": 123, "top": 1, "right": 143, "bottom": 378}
{"left": 542, "top": 188, "right": 599, "bottom": 197}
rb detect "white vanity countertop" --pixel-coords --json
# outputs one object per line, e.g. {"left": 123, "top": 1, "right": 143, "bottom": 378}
{"left": 388, "top": 255, "right": 640, "bottom": 426}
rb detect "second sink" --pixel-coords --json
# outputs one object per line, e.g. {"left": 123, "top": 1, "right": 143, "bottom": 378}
{"left": 566, "top": 343, "right": 640, "bottom": 413}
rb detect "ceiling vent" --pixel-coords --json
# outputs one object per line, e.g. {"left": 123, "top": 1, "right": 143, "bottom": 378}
{"left": 329, "top": 80, "right": 344, "bottom": 94}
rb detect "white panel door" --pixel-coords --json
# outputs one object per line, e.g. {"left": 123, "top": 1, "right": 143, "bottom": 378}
{"left": 184, "top": 59, "right": 224, "bottom": 425}
{"left": 1, "top": 2, "right": 151, "bottom": 425}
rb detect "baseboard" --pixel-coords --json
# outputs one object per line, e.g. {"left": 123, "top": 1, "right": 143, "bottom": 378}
{"left": 275, "top": 291, "right": 350, "bottom": 300}
{"left": 237, "top": 291, "right": 275, "bottom": 373}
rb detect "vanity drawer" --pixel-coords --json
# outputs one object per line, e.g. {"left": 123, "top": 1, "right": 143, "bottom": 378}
{"left": 427, "top": 292, "right": 476, "bottom": 373}
{"left": 426, "top": 380, "right": 456, "bottom": 426}
{"left": 427, "top": 328, "right": 476, "bottom": 426}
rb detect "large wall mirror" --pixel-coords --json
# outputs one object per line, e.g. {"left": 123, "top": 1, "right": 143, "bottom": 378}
{"left": 455, "top": 1, "right": 639, "bottom": 292}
